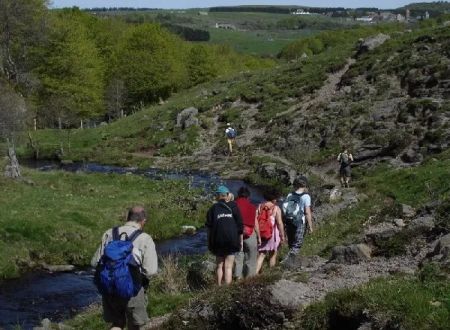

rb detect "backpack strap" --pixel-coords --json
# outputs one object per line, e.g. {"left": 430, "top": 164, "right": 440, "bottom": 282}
{"left": 218, "top": 201, "right": 233, "bottom": 213}
{"left": 112, "top": 226, "right": 120, "bottom": 241}
{"left": 128, "top": 229, "right": 143, "bottom": 242}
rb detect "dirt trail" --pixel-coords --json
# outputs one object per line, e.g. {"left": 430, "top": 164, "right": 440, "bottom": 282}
{"left": 276, "top": 58, "right": 355, "bottom": 119}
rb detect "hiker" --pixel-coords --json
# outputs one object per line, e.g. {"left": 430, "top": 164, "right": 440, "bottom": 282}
{"left": 225, "top": 123, "right": 237, "bottom": 155}
{"left": 337, "top": 148, "right": 354, "bottom": 188}
{"left": 256, "top": 188, "right": 286, "bottom": 274}
{"left": 91, "top": 206, "right": 157, "bottom": 330}
{"left": 281, "top": 177, "right": 313, "bottom": 268}
{"left": 234, "top": 186, "right": 260, "bottom": 279}
{"left": 206, "top": 185, "right": 243, "bottom": 285}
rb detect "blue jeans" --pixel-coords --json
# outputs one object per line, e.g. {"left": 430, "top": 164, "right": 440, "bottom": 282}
{"left": 285, "top": 221, "right": 305, "bottom": 256}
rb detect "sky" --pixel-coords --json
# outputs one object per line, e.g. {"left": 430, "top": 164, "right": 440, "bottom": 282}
{"left": 50, "top": 1, "right": 434, "bottom": 10}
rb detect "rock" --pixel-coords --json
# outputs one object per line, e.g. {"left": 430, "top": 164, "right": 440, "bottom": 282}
{"left": 176, "top": 107, "right": 199, "bottom": 129}
{"left": 357, "top": 34, "right": 391, "bottom": 55}
{"left": 409, "top": 215, "right": 435, "bottom": 232}
{"left": 329, "top": 188, "right": 342, "bottom": 202}
{"left": 330, "top": 244, "right": 372, "bottom": 264}
{"left": 181, "top": 225, "right": 196, "bottom": 235}
{"left": 60, "top": 159, "right": 74, "bottom": 165}
{"left": 430, "top": 233, "right": 450, "bottom": 262}
{"left": 43, "top": 264, "right": 75, "bottom": 272}
{"left": 357, "top": 322, "right": 374, "bottom": 330}
{"left": 401, "top": 204, "right": 416, "bottom": 218}
{"left": 33, "top": 318, "right": 52, "bottom": 330}
{"left": 270, "top": 279, "right": 310, "bottom": 307}
{"left": 401, "top": 148, "right": 423, "bottom": 163}
{"left": 257, "top": 163, "right": 297, "bottom": 185}
{"left": 393, "top": 218, "right": 406, "bottom": 227}
{"left": 186, "top": 260, "right": 215, "bottom": 290}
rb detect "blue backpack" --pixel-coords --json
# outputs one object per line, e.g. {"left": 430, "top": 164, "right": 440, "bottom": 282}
{"left": 94, "top": 227, "right": 143, "bottom": 299}
{"left": 226, "top": 128, "right": 237, "bottom": 139}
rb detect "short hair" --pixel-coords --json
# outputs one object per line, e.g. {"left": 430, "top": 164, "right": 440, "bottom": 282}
{"left": 263, "top": 187, "right": 280, "bottom": 202}
{"left": 238, "top": 186, "right": 250, "bottom": 198}
{"left": 127, "top": 206, "right": 147, "bottom": 222}
{"left": 293, "top": 176, "right": 308, "bottom": 189}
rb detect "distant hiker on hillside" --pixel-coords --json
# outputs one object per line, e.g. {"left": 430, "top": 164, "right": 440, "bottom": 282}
{"left": 256, "top": 187, "right": 286, "bottom": 274}
{"left": 225, "top": 123, "right": 237, "bottom": 155}
{"left": 235, "top": 186, "right": 260, "bottom": 279}
{"left": 337, "top": 148, "right": 354, "bottom": 188}
{"left": 281, "top": 176, "right": 313, "bottom": 268}
{"left": 92, "top": 206, "right": 157, "bottom": 330}
{"left": 206, "top": 185, "right": 243, "bottom": 285}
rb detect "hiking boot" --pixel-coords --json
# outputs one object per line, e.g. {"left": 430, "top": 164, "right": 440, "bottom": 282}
{"left": 281, "top": 254, "right": 301, "bottom": 270}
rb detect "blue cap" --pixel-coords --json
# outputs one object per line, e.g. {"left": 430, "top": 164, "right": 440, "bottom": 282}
{"left": 215, "top": 185, "right": 230, "bottom": 194}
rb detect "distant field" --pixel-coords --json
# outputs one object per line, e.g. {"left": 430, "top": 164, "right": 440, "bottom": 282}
{"left": 94, "top": 9, "right": 355, "bottom": 55}
{"left": 207, "top": 28, "right": 316, "bottom": 56}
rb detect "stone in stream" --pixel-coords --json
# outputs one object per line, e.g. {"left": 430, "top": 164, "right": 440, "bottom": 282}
{"left": 42, "top": 264, "right": 76, "bottom": 272}
{"left": 181, "top": 225, "right": 197, "bottom": 235}
{"left": 401, "top": 204, "right": 416, "bottom": 218}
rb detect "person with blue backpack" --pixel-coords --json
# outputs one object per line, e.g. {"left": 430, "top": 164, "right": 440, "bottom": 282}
{"left": 281, "top": 176, "right": 314, "bottom": 269}
{"left": 225, "top": 123, "right": 237, "bottom": 155}
{"left": 91, "top": 206, "right": 157, "bottom": 330}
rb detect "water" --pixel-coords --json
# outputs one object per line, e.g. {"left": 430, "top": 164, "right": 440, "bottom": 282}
{"left": 0, "top": 162, "right": 264, "bottom": 330}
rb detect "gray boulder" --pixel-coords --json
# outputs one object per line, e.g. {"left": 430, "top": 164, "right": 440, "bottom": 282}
{"left": 431, "top": 233, "right": 450, "bottom": 262}
{"left": 176, "top": 107, "right": 199, "bottom": 129}
{"left": 401, "top": 148, "right": 423, "bottom": 163}
{"left": 401, "top": 204, "right": 416, "bottom": 218}
{"left": 330, "top": 244, "right": 372, "bottom": 264}
{"left": 357, "top": 34, "right": 391, "bottom": 55}
{"left": 186, "top": 259, "right": 215, "bottom": 290}
{"left": 270, "top": 279, "right": 311, "bottom": 307}
{"left": 409, "top": 215, "right": 435, "bottom": 232}
{"left": 257, "top": 163, "right": 297, "bottom": 185}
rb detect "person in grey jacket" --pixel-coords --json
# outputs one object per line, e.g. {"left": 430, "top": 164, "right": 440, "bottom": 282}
{"left": 91, "top": 206, "right": 157, "bottom": 330}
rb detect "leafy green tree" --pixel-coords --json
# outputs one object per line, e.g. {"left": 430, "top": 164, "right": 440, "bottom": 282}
{"left": 34, "top": 9, "right": 105, "bottom": 127}
{"left": 113, "top": 24, "right": 187, "bottom": 106}
{"left": 187, "top": 45, "right": 218, "bottom": 85}
{"left": 0, "top": 0, "right": 48, "bottom": 85}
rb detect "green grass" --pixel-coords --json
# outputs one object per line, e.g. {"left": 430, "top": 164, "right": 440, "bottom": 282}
{"left": 302, "top": 150, "right": 450, "bottom": 258}
{"left": 0, "top": 168, "right": 207, "bottom": 279}
{"left": 208, "top": 28, "right": 315, "bottom": 56}
{"left": 298, "top": 265, "right": 450, "bottom": 329}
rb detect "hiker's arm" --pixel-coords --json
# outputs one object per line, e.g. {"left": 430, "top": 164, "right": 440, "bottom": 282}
{"left": 141, "top": 237, "right": 158, "bottom": 278}
{"left": 233, "top": 206, "right": 244, "bottom": 250}
{"left": 254, "top": 213, "right": 261, "bottom": 245}
{"left": 349, "top": 154, "right": 354, "bottom": 162}
{"left": 305, "top": 206, "right": 313, "bottom": 233}
{"left": 337, "top": 153, "right": 341, "bottom": 161}
{"left": 90, "top": 232, "right": 108, "bottom": 267}
{"left": 275, "top": 207, "right": 286, "bottom": 243}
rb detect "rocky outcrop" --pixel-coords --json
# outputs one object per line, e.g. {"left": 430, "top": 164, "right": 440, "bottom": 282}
{"left": 176, "top": 107, "right": 199, "bottom": 129}
{"left": 270, "top": 279, "right": 310, "bottom": 307}
{"left": 330, "top": 244, "right": 372, "bottom": 264}
{"left": 357, "top": 33, "right": 391, "bottom": 55}
{"left": 256, "top": 163, "right": 297, "bottom": 185}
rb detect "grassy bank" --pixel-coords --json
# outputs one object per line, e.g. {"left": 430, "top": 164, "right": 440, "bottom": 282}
{"left": 0, "top": 168, "right": 207, "bottom": 279}
{"left": 298, "top": 264, "right": 450, "bottom": 329}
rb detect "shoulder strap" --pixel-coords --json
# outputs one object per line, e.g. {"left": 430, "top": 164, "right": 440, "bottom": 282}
{"left": 128, "top": 229, "right": 143, "bottom": 242}
{"left": 218, "top": 201, "right": 233, "bottom": 213}
{"left": 112, "top": 227, "right": 120, "bottom": 240}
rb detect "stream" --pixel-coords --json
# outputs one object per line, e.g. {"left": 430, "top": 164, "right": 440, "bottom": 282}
{"left": 0, "top": 162, "right": 264, "bottom": 330}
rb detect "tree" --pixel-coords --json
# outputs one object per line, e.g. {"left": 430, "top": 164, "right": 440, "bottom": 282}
{"left": 187, "top": 45, "right": 218, "bottom": 86}
{"left": 105, "top": 78, "right": 127, "bottom": 120}
{"left": 0, "top": 0, "right": 48, "bottom": 85}
{"left": 0, "top": 79, "right": 26, "bottom": 139}
{"left": 34, "top": 9, "right": 105, "bottom": 128}
{"left": 113, "top": 24, "right": 187, "bottom": 107}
